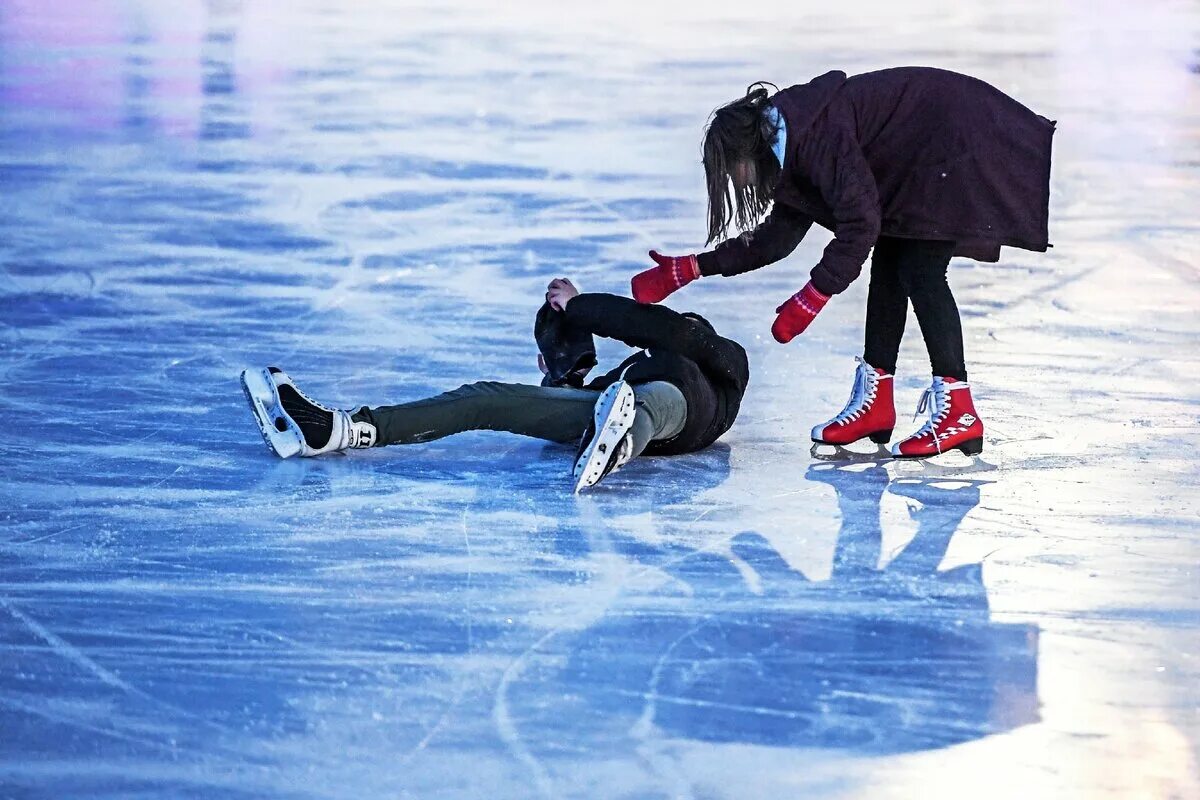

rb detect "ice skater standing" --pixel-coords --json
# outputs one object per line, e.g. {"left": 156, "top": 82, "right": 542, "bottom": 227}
{"left": 631, "top": 67, "right": 1055, "bottom": 458}
{"left": 241, "top": 279, "right": 748, "bottom": 492}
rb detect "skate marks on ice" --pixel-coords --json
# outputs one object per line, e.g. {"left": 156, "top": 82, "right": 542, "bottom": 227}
{"left": 489, "top": 461, "right": 1037, "bottom": 796}
{"left": 0, "top": 0, "right": 1197, "bottom": 796}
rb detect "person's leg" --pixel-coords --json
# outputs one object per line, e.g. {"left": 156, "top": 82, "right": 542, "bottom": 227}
{"left": 626, "top": 382, "right": 687, "bottom": 457}
{"left": 862, "top": 237, "right": 909, "bottom": 374}
{"left": 894, "top": 240, "right": 967, "bottom": 381}
{"left": 352, "top": 381, "right": 598, "bottom": 446}
{"left": 572, "top": 380, "right": 689, "bottom": 491}
{"left": 888, "top": 241, "right": 986, "bottom": 458}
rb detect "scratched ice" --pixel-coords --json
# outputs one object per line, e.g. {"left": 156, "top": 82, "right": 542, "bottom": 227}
{"left": 1, "top": 1, "right": 1198, "bottom": 798}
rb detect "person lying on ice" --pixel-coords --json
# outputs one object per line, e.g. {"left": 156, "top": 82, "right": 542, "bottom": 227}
{"left": 240, "top": 278, "right": 748, "bottom": 492}
{"left": 630, "top": 67, "right": 1055, "bottom": 459}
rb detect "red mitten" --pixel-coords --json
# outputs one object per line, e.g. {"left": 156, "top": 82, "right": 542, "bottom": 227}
{"left": 631, "top": 250, "right": 700, "bottom": 304}
{"left": 771, "top": 281, "right": 830, "bottom": 343}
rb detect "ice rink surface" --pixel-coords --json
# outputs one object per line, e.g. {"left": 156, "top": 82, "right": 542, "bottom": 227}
{"left": 1, "top": 1, "right": 1198, "bottom": 797}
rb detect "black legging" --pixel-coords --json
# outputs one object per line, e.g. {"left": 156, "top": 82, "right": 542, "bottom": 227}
{"left": 863, "top": 237, "right": 966, "bottom": 381}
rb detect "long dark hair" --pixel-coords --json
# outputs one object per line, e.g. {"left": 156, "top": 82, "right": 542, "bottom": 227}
{"left": 702, "top": 82, "right": 781, "bottom": 245}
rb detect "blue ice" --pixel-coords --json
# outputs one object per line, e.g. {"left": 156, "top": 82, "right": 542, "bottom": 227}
{"left": 2, "top": 1, "right": 1198, "bottom": 798}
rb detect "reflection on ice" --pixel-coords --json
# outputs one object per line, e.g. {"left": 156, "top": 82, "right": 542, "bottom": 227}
{"left": 512, "top": 467, "right": 1038, "bottom": 760}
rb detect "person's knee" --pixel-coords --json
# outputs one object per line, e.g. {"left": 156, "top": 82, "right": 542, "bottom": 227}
{"left": 457, "top": 380, "right": 507, "bottom": 396}
{"left": 438, "top": 381, "right": 506, "bottom": 411}
{"left": 634, "top": 382, "right": 687, "bottom": 440}
{"left": 897, "top": 261, "right": 948, "bottom": 296}
{"left": 868, "top": 254, "right": 901, "bottom": 289}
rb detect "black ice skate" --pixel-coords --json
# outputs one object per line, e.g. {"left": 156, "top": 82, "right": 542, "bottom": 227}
{"left": 240, "top": 367, "right": 377, "bottom": 458}
{"left": 572, "top": 380, "right": 636, "bottom": 493}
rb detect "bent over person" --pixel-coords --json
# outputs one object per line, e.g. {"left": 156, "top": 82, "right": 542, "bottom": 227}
{"left": 631, "top": 67, "right": 1055, "bottom": 458}
{"left": 241, "top": 279, "right": 748, "bottom": 492}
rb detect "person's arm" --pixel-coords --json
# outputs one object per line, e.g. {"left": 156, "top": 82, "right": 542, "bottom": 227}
{"left": 696, "top": 203, "right": 814, "bottom": 278}
{"left": 564, "top": 293, "right": 746, "bottom": 384}
{"left": 802, "top": 127, "right": 881, "bottom": 296}
{"left": 768, "top": 127, "right": 881, "bottom": 343}
{"left": 630, "top": 205, "right": 813, "bottom": 304}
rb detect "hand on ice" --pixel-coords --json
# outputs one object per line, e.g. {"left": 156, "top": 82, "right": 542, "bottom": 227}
{"left": 771, "top": 281, "right": 830, "bottom": 343}
{"left": 631, "top": 250, "right": 699, "bottom": 304}
{"left": 546, "top": 277, "right": 580, "bottom": 311}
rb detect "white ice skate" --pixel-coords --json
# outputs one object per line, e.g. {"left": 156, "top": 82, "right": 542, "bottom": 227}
{"left": 572, "top": 380, "right": 637, "bottom": 493}
{"left": 240, "top": 367, "right": 377, "bottom": 458}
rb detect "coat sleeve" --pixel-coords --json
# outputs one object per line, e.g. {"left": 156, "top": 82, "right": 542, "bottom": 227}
{"left": 696, "top": 203, "right": 813, "bottom": 278}
{"left": 564, "top": 293, "right": 748, "bottom": 387}
{"left": 803, "top": 127, "right": 882, "bottom": 295}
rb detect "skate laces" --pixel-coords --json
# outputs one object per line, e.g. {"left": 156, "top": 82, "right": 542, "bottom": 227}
{"left": 831, "top": 358, "right": 879, "bottom": 425}
{"left": 293, "top": 384, "right": 339, "bottom": 414}
{"left": 274, "top": 370, "right": 342, "bottom": 415}
{"left": 911, "top": 378, "right": 969, "bottom": 452}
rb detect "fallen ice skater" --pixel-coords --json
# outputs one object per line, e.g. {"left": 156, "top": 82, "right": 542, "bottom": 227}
{"left": 630, "top": 67, "right": 1055, "bottom": 459}
{"left": 241, "top": 279, "right": 748, "bottom": 492}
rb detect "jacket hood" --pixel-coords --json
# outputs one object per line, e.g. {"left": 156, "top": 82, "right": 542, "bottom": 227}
{"left": 772, "top": 70, "right": 847, "bottom": 150}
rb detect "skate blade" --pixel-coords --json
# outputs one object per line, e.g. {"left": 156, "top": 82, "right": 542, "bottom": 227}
{"left": 573, "top": 382, "right": 635, "bottom": 493}
{"left": 892, "top": 450, "right": 998, "bottom": 476}
{"left": 809, "top": 441, "right": 891, "bottom": 463}
{"left": 240, "top": 368, "right": 303, "bottom": 459}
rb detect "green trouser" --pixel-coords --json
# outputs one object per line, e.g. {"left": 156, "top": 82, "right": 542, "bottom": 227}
{"left": 352, "top": 380, "right": 687, "bottom": 458}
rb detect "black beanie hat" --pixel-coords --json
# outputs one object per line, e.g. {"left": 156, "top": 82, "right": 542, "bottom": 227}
{"left": 535, "top": 301, "right": 597, "bottom": 388}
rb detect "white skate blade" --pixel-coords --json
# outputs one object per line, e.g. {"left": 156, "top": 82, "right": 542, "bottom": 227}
{"left": 240, "top": 368, "right": 304, "bottom": 459}
{"left": 573, "top": 381, "right": 636, "bottom": 493}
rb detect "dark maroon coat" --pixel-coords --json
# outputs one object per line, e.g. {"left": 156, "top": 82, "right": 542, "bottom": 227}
{"left": 697, "top": 67, "right": 1056, "bottom": 295}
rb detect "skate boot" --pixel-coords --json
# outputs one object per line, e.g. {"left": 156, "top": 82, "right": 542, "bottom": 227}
{"left": 573, "top": 380, "right": 636, "bottom": 493}
{"left": 891, "top": 377, "right": 984, "bottom": 459}
{"left": 811, "top": 357, "right": 895, "bottom": 447}
{"left": 240, "top": 367, "right": 377, "bottom": 458}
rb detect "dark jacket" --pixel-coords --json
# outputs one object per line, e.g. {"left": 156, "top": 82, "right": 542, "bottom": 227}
{"left": 697, "top": 67, "right": 1056, "bottom": 295}
{"left": 563, "top": 293, "right": 749, "bottom": 456}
